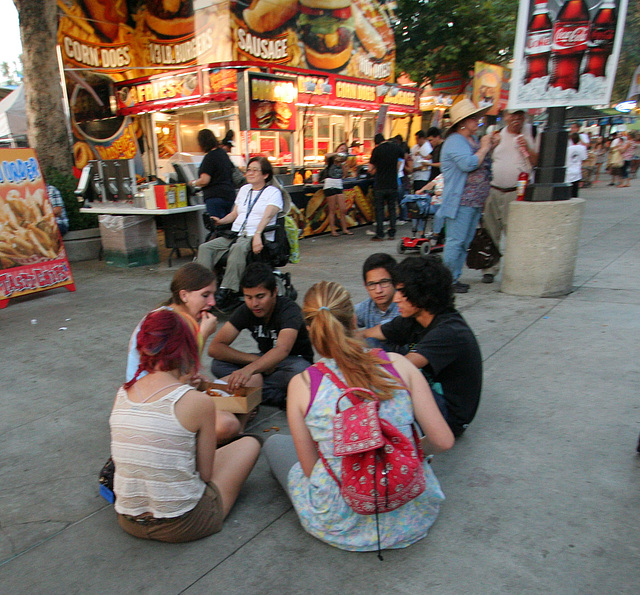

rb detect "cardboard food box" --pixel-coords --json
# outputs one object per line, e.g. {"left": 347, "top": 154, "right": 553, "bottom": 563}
{"left": 200, "top": 381, "right": 262, "bottom": 414}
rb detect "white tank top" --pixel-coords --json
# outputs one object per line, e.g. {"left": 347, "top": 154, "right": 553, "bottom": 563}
{"left": 110, "top": 384, "right": 206, "bottom": 518}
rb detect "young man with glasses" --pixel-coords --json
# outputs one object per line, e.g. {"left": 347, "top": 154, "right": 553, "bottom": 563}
{"left": 355, "top": 253, "right": 399, "bottom": 350}
{"left": 363, "top": 255, "right": 482, "bottom": 438}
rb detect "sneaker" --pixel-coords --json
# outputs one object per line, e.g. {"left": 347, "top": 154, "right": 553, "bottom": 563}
{"left": 214, "top": 288, "right": 241, "bottom": 312}
{"left": 482, "top": 273, "right": 494, "bottom": 284}
{"left": 452, "top": 281, "right": 469, "bottom": 293}
{"left": 396, "top": 220, "right": 408, "bottom": 226}
{"left": 365, "top": 230, "right": 376, "bottom": 235}
{"left": 370, "top": 236, "right": 384, "bottom": 242}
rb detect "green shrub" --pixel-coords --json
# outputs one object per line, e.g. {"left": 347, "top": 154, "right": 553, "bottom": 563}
{"left": 45, "top": 167, "right": 98, "bottom": 231}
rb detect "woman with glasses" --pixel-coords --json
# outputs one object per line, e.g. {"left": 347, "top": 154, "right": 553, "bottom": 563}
{"left": 196, "top": 156, "right": 284, "bottom": 311}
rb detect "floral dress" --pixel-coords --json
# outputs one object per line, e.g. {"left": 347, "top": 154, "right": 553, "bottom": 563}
{"left": 287, "top": 357, "right": 445, "bottom": 552}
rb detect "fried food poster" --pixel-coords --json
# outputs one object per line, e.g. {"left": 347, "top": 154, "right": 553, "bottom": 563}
{"left": 0, "top": 149, "right": 75, "bottom": 307}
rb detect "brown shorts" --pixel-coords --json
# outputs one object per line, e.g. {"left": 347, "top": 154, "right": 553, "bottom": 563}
{"left": 117, "top": 482, "right": 224, "bottom": 543}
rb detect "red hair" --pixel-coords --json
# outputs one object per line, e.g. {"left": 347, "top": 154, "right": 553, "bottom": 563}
{"left": 124, "top": 309, "right": 200, "bottom": 389}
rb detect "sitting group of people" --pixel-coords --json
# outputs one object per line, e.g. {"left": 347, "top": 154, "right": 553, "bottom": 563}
{"left": 110, "top": 243, "right": 483, "bottom": 552}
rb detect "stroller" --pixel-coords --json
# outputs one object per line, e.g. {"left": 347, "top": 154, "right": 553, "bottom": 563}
{"left": 397, "top": 193, "right": 444, "bottom": 257}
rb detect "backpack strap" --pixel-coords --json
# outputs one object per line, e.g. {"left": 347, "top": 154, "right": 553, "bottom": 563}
{"left": 314, "top": 361, "right": 373, "bottom": 408}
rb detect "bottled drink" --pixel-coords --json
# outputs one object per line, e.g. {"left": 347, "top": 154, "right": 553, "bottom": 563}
{"left": 583, "top": 0, "right": 617, "bottom": 78}
{"left": 524, "top": 0, "right": 553, "bottom": 83}
{"left": 548, "top": 0, "right": 590, "bottom": 91}
{"left": 516, "top": 172, "right": 529, "bottom": 201}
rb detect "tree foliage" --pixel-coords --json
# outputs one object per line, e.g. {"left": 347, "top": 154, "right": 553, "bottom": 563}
{"left": 612, "top": 0, "right": 640, "bottom": 103}
{"left": 1, "top": 60, "right": 22, "bottom": 86}
{"left": 394, "top": 0, "right": 519, "bottom": 86}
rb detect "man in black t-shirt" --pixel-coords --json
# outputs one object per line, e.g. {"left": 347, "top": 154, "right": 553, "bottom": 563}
{"left": 209, "top": 263, "right": 313, "bottom": 407}
{"left": 369, "top": 133, "right": 404, "bottom": 241}
{"left": 364, "top": 256, "right": 482, "bottom": 437}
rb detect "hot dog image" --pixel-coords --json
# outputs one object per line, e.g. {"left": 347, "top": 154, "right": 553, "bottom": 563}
{"left": 243, "top": 0, "right": 298, "bottom": 33}
{"left": 298, "top": 0, "right": 354, "bottom": 72}
{"left": 304, "top": 188, "right": 331, "bottom": 235}
{"left": 352, "top": 0, "right": 394, "bottom": 61}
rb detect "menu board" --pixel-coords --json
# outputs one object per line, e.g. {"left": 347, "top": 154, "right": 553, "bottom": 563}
{"left": 248, "top": 74, "right": 297, "bottom": 131}
{"left": 0, "top": 149, "right": 75, "bottom": 308}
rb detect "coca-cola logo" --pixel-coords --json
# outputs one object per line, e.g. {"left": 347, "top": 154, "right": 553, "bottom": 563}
{"left": 591, "top": 26, "right": 615, "bottom": 43}
{"left": 525, "top": 31, "right": 552, "bottom": 54}
{"left": 553, "top": 25, "right": 590, "bottom": 49}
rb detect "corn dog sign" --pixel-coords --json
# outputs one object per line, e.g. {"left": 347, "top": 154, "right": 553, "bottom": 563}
{"left": 0, "top": 149, "right": 75, "bottom": 308}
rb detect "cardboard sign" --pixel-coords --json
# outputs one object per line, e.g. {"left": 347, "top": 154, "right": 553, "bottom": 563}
{"left": 0, "top": 149, "right": 75, "bottom": 308}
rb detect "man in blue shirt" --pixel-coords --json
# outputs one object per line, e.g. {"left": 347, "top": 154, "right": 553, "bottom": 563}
{"left": 355, "top": 253, "right": 399, "bottom": 350}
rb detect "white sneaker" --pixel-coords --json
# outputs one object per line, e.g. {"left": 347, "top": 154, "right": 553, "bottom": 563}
{"left": 366, "top": 229, "right": 376, "bottom": 235}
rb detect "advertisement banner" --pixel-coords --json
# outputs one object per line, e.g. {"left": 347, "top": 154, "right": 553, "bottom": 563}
{"left": 229, "top": 0, "right": 396, "bottom": 82}
{"left": 57, "top": 0, "right": 233, "bottom": 172}
{"left": 0, "top": 149, "right": 75, "bottom": 308}
{"left": 510, "top": 0, "right": 628, "bottom": 108}
{"left": 472, "top": 62, "right": 505, "bottom": 116}
{"left": 248, "top": 73, "right": 297, "bottom": 131}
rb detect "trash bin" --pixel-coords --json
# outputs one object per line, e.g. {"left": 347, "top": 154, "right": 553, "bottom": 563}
{"left": 501, "top": 198, "right": 585, "bottom": 297}
{"left": 98, "top": 215, "right": 159, "bottom": 268}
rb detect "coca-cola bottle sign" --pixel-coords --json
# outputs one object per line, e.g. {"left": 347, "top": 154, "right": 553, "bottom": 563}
{"left": 526, "top": 31, "right": 552, "bottom": 55}
{"left": 552, "top": 24, "right": 590, "bottom": 51}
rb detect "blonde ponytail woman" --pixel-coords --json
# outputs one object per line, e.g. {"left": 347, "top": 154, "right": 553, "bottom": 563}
{"left": 263, "top": 281, "right": 453, "bottom": 553}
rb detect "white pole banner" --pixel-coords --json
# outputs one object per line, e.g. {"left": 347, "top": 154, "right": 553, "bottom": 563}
{"left": 626, "top": 64, "right": 640, "bottom": 100}
{"left": 509, "top": 0, "right": 629, "bottom": 108}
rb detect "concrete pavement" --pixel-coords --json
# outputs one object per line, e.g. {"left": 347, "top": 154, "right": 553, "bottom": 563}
{"left": 0, "top": 181, "right": 638, "bottom": 594}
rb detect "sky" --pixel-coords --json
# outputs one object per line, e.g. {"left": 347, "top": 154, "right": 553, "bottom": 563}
{"left": 0, "top": 0, "right": 22, "bottom": 67}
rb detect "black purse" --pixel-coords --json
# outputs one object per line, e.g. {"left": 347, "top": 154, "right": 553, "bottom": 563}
{"left": 466, "top": 222, "right": 501, "bottom": 270}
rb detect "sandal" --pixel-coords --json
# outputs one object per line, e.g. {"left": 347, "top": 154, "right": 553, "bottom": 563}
{"left": 342, "top": 230, "right": 354, "bottom": 235}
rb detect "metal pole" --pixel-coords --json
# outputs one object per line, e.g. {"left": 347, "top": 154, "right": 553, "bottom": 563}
{"left": 525, "top": 106, "right": 572, "bottom": 201}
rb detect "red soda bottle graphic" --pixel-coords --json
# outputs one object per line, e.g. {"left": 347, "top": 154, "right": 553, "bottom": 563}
{"left": 524, "top": 0, "right": 553, "bottom": 83}
{"left": 583, "top": 0, "right": 617, "bottom": 77}
{"left": 548, "top": 0, "right": 590, "bottom": 91}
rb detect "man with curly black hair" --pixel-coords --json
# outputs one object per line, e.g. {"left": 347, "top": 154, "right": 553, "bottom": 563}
{"left": 364, "top": 255, "right": 482, "bottom": 437}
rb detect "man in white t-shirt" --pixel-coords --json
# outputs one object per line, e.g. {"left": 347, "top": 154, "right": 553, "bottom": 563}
{"left": 411, "top": 130, "right": 433, "bottom": 192}
{"left": 482, "top": 109, "right": 538, "bottom": 283}
{"left": 197, "top": 156, "right": 283, "bottom": 311}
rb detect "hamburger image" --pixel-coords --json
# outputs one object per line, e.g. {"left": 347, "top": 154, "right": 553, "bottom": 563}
{"left": 274, "top": 102, "right": 293, "bottom": 129}
{"left": 255, "top": 101, "right": 276, "bottom": 128}
{"left": 144, "top": 0, "right": 195, "bottom": 38}
{"left": 298, "top": 0, "right": 354, "bottom": 72}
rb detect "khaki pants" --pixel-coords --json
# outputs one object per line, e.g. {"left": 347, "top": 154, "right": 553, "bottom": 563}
{"left": 117, "top": 482, "right": 224, "bottom": 543}
{"left": 482, "top": 187, "right": 517, "bottom": 275}
{"left": 196, "top": 235, "right": 253, "bottom": 292}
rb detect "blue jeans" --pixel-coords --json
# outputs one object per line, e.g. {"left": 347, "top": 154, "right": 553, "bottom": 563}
{"left": 443, "top": 205, "right": 482, "bottom": 282}
{"left": 210, "top": 355, "right": 311, "bottom": 408}
{"left": 205, "top": 197, "right": 233, "bottom": 219}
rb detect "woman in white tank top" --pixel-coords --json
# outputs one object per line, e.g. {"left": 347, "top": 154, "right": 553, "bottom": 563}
{"left": 111, "top": 308, "right": 261, "bottom": 543}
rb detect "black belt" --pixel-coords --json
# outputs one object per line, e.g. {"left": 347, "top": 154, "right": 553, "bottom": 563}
{"left": 491, "top": 185, "right": 517, "bottom": 193}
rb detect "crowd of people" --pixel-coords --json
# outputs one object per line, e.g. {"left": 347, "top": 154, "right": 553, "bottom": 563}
{"left": 110, "top": 248, "right": 480, "bottom": 552}
{"left": 108, "top": 114, "right": 635, "bottom": 553}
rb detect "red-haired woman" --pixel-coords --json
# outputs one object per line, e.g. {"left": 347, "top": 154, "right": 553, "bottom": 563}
{"left": 126, "top": 262, "right": 242, "bottom": 442}
{"left": 111, "top": 309, "right": 261, "bottom": 542}
{"left": 263, "top": 281, "right": 453, "bottom": 552}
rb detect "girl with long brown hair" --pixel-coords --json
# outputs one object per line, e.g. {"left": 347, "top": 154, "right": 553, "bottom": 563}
{"left": 263, "top": 281, "right": 453, "bottom": 553}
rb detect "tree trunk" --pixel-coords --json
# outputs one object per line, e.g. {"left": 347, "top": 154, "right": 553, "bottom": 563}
{"left": 14, "top": 0, "right": 72, "bottom": 175}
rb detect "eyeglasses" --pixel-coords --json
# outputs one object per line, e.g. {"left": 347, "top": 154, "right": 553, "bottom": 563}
{"left": 246, "top": 167, "right": 263, "bottom": 173}
{"left": 365, "top": 279, "right": 393, "bottom": 289}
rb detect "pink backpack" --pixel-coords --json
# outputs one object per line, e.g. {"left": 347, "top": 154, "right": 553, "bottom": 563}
{"left": 313, "top": 362, "right": 426, "bottom": 516}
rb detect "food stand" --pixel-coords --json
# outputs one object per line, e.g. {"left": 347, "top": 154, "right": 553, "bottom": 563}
{"left": 56, "top": 0, "right": 420, "bottom": 237}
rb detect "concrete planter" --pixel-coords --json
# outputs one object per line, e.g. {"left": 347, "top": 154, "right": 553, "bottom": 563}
{"left": 63, "top": 228, "right": 101, "bottom": 262}
{"left": 501, "top": 198, "right": 585, "bottom": 297}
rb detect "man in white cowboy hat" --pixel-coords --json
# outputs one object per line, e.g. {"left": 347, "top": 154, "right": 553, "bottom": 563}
{"left": 439, "top": 98, "right": 497, "bottom": 293}
{"left": 480, "top": 108, "right": 538, "bottom": 284}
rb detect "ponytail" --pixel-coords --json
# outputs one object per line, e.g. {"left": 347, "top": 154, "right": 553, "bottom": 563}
{"left": 303, "top": 281, "right": 400, "bottom": 400}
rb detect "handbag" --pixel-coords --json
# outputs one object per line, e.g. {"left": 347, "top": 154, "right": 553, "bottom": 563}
{"left": 466, "top": 222, "right": 501, "bottom": 270}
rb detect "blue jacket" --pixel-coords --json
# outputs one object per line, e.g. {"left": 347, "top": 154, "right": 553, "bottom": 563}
{"left": 439, "top": 133, "right": 480, "bottom": 220}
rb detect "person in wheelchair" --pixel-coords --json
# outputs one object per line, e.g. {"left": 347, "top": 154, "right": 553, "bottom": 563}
{"left": 197, "top": 156, "right": 283, "bottom": 312}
